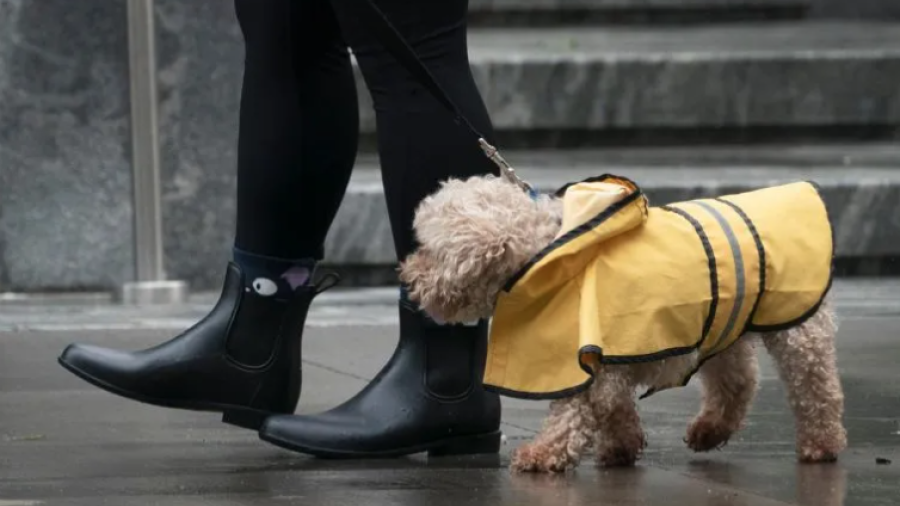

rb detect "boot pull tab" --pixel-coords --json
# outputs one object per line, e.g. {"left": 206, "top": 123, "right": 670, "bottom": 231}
{"left": 313, "top": 271, "right": 341, "bottom": 295}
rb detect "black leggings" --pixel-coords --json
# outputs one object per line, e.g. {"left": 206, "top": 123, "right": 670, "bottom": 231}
{"left": 233, "top": 0, "right": 497, "bottom": 262}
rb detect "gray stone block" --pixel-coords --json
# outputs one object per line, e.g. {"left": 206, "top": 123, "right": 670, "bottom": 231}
{"left": 470, "top": 0, "right": 804, "bottom": 8}
{"left": 147, "top": 14, "right": 900, "bottom": 142}
{"left": 353, "top": 23, "right": 900, "bottom": 133}
{"left": 468, "top": 0, "right": 807, "bottom": 14}
{"left": 320, "top": 162, "right": 900, "bottom": 272}
{"left": 467, "top": 0, "right": 809, "bottom": 25}
{"left": 0, "top": 0, "right": 134, "bottom": 292}
{"left": 809, "top": 0, "right": 900, "bottom": 20}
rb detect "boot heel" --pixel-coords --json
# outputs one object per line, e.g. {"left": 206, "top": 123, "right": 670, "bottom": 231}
{"left": 428, "top": 431, "right": 502, "bottom": 457}
{"left": 222, "top": 409, "right": 270, "bottom": 430}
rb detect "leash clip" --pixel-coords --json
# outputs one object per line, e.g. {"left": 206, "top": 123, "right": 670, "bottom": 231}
{"left": 478, "top": 139, "right": 536, "bottom": 197}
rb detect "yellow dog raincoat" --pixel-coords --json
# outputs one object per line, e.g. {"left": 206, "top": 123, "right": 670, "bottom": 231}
{"left": 483, "top": 175, "right": 834, "bottom": 399}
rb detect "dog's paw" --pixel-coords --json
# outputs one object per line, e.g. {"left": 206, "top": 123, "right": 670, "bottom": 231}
{"left": 685, "top": 416, "right": 736, "bottom": 452}
{"left": 797, "top": 428, "right": 847, "bottom": 463}
{"left": 595, "top": 430, "right": 645, "bottom": 467}
{"left": 798, "top": 447, "right": 840, "bottom": 463}
{"left": 510, "top": 444, "right": 576, "bottom": 474}
{"left": 596, "top": 445, "right": 641, "bottom": 468}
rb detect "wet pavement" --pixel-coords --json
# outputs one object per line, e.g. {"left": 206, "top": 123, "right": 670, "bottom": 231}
{"left": 1, "top": 280, "right": 899, "bottom": 505}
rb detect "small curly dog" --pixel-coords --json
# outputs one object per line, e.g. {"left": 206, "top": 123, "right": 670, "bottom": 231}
{"left": 399, "top": 173, "right": 847, "bottom": 473}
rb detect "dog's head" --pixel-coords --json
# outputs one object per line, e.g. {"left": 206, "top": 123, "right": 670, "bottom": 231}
{"left": 399, "top": 175, "right": 562, "bottom": 323}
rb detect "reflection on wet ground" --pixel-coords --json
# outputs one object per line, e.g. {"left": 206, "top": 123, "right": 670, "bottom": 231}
{"left": 0, "top": 307, "right": 897, "bottom": 505}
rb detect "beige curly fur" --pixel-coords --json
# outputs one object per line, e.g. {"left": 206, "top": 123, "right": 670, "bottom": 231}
{"left": 401, "top": 175, "right": 562, "bottom": 323}
{"left": 399, "top": 175, "right": 847, "bottom": 473}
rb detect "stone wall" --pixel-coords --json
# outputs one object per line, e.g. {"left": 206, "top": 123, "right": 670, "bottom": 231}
{"left": 0, "top": 0, "right": 134, "bottom": 291}
{"left": 0, "top": 1, "right": 242, "bottom": 292}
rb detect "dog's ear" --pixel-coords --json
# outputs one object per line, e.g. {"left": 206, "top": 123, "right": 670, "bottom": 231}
{"left": 398, "top": 249, "right": 436, "bottom": 306}
{"left": 399, "top": 246, "right": 476, "bottom": 321}
{"left": 399, "top": 175, "right": 559, "bottom": 323}
{"left": 399, "top": 235, "right": 515, "bottom": 324}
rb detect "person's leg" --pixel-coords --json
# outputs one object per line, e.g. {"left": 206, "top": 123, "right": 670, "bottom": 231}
{"left": 234, "top": 0, "right": 358, "bottom": 269}
{"left": 58, "top": 0, "right": 359, "bottom": 430}
{"left": 226, "top": 0, "right": 360, "bottom": 360}
{"left": 329, "top": 0, "right": 497, "bottom": 260}
{"left": 259, "top": 0, "right": 503, "bottom": 457}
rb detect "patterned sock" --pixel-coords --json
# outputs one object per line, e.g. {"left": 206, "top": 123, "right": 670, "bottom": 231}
{"left": 233, "top": 247, "right": 316, "bottom": 300}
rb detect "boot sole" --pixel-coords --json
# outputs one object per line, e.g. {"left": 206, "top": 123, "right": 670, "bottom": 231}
{"left": 259, "top": 428, "right": 503, "bottom": 459}
{"left": 57, "top": 357, "right": 280, "bottom": 430}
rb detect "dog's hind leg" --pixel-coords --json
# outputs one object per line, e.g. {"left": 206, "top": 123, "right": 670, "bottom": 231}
{"left": 510, "top": 392, "right": 596, "bottom": 473}
{"left": 686, "top": 338, "right": 759, "bottom": 452}
{"left": 760, "top": 301, "right": 847, "bottom": 462}
{"left": 589, "top": 367, "right": 646, "bottom": 467}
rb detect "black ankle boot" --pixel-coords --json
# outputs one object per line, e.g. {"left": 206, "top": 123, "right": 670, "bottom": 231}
{"left": 258, "top": 300, "right": 502, "bottom": 458}
{"left": 57, "top": 262, "right": 336, "bottom": 430}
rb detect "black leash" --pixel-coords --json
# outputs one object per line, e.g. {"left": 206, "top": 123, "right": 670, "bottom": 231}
{"left": 358, "top": 0, "right": 535, "bottom": 195}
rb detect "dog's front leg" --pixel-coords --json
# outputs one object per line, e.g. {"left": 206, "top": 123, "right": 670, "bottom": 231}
{"left": 589, "top": 367, "right": 646, "bottom": 467}
{"left": 510, "top": 393, "right": 595, "bottom": 473}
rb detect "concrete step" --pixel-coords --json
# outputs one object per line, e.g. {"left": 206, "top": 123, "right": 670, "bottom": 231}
{"left": 314, "top": 147, "right": 900, "bottom": 278}
{"left": 467, "top": 0, "right": 810, "bottom": 25}
{"left": 353, "top": 22, "right": 900, "bottom": 146}
{"left": 5, "top": 136, "right": 900, "bottom": 292}
{"left": 421, "top": 143, "right": 900, "bottom": 169}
